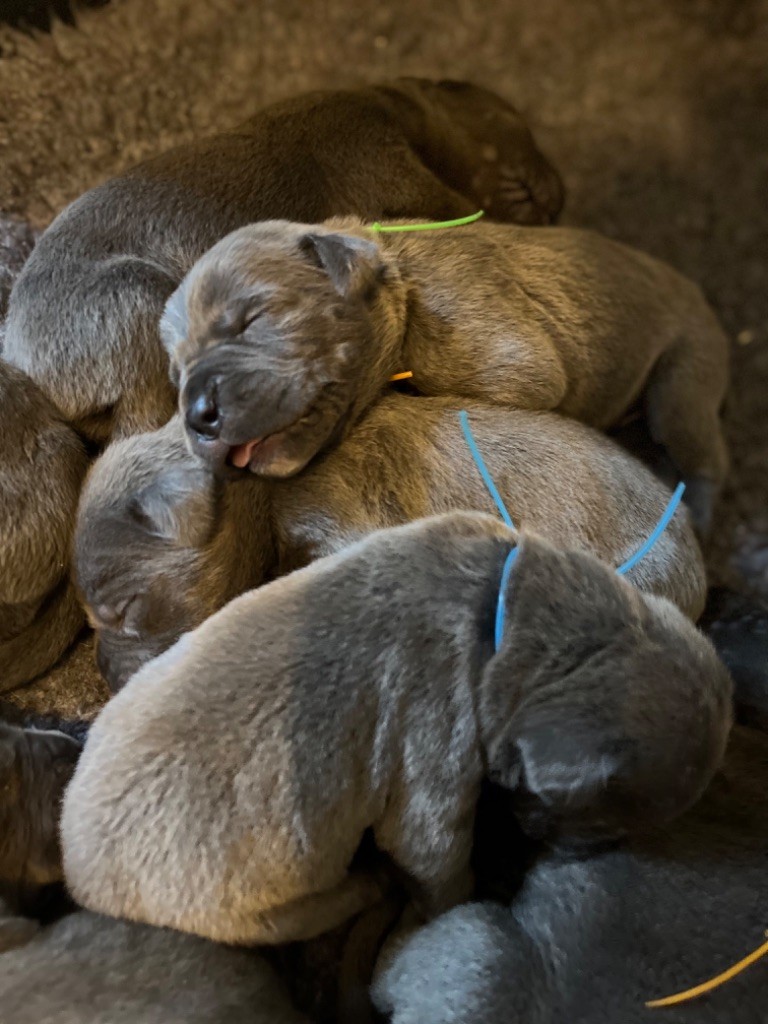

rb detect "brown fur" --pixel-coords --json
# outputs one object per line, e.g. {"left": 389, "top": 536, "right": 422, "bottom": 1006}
{"left": 3, "top": 79, "right": 562, "bottom": 444}
{"left": 0, "top": 719, "right": 80, "bottom": 951}
{"left": 0, "top": 361, "right": 87, "bottom": 692}
{"left": 74, "top": 397, "right": 706, "bottom": 692}
{"left": 62, "top": 513, "right": 731, "bottom": 945}
{"left": 168, "top": 217, "right": 728, "bottom": 532}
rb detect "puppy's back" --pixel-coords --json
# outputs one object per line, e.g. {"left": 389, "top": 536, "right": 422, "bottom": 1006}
{"left": 280, "top": 396, "right": 707, "bottom": 618}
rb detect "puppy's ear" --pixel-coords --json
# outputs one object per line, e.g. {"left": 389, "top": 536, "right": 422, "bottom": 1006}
{"left": 128, "top": 466, "right": 217, "bottom": 549}
{"left": 159, "top": 283, "right": 189, "bottom": 359}
{"left": 299, "top": 232, "right": 385, "bottom": 300}
{"left": 491, "top": 717, "right": 626, "bottom": 839}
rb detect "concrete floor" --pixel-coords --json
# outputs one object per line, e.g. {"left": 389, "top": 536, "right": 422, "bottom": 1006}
{"left": 1, "top": 0, "right": 767, "bottom": 717}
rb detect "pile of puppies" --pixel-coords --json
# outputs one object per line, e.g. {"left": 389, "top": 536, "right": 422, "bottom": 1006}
{"left": 0, "top": 77, "right": 754, "bottom": 1022}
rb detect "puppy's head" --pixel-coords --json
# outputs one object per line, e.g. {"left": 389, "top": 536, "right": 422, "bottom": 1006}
{"left": 161, "top": 220, "right": 397, "bottom": 478}
{"left": 0, "top": 721, "right": 81, "bottom": 889}
{"left": 480, "top": 534, "right": 732, "bottom": 847}
{"left": 74, "top": 418, "right": 220, "bottom": 693}
{"left": 396, "top": 77, "right": 565, "bottom": 224}
{"left": 0, "top": 360, "right": 87, "bottom": 628}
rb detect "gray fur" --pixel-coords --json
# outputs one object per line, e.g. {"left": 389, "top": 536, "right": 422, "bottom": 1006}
{"left": 62, "top": 513, "right": 731, "bottom": 945}
{"left": 2, "top": 79, "right": 562, "bottom": 443}
{"left": 0, "top": 361, "right": 87, "bottom": 691}
{"left": 0, "top": 911, "right": 306, "bottom": 1023}
{"left": 74, "top": 397, "right": 707, "bottom": 692}
{"left": 373, "top": 724, "right": 767, "bottom": 1024}
{"left": 170, "top": 216, "right": 728, "bottom": 531}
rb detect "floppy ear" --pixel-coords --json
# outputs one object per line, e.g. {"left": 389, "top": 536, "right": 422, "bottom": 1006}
{"left": 128, "top": 466, "right": 217, "bottom": 549}
{"left": 487, "top": 712, "right": 627, "bottom": 842}
{"left": 159, "top": 282, "right": 189, "bottom": 358}
{"left": 299, "top": 232, "right": 385, "bottom": 299}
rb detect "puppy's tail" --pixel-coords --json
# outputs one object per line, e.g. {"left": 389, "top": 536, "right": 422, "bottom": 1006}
{"left": 337, "top": 890, "right": 407, "bottom": 1024}
{"left": 0, "top": 581, "right": 84, "bottom": 692}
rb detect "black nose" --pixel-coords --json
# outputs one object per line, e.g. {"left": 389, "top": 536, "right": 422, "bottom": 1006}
{"left": 185, "top": 378, "right": 222, "bottom": 438}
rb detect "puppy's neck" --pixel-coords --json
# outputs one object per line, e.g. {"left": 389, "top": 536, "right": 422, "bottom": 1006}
{"left": 348, "top": 253, "right": 410, "bottom": 429}
{"left": 476, "top": 535, "right": 641, "bottom": 753}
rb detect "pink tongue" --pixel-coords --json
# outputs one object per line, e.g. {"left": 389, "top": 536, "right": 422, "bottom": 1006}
{"left": 229, "top": 438, "right": 263, "bottom": 469}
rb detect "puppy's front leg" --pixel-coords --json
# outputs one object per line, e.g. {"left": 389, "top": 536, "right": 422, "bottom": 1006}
{"left": 247, "top": 871, "right": 384, "bottom": 946}
{"left": 375, "top": 800, "right": 476, "bottom": 920}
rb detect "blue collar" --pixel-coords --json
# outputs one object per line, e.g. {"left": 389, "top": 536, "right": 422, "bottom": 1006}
{"left": 459, "top": 409, "right": 686, "bottom": 652}
{"left": 495, "top": 545, "right": 520, "bottom": 651}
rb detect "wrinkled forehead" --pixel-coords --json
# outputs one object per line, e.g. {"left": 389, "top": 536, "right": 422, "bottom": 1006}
{"left": 192, "top": 223, "right": 305, "bottom": 292}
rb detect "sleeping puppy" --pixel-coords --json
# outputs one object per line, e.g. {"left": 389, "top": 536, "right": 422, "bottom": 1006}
{"left": 167, "top": 217, "right": 728, "bottom": 533}
{"left": 0, "top": 720, "right": 81, "bottom": 950}
{"left": 74, "top": 397, "right": 706, "bottom": 692}
{"left": 0, "top": 360, "right": 88, "bottom": 692}
{"left": 62, "top": 512, "right": 732, "bottom": 945}
{"left": 0, "top": 911, "right": 307, "bottom": 1024}
{"left": 373, "top": 723, "right": 765, "bottom": 1024}
{"left": 3, "top": 79, "right": 562, "bottom": 443}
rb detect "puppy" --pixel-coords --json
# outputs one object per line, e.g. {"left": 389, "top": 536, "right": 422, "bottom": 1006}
{"left": 373, "top": 723, "right": 766, "bottom": 1024}
{"left": 3, "top": 79, "right": 562, "bottom": 443}
{"left": 0, "top": 361, "right": 87, "bottom": 692}
{"left": 62, "top": 512, "right": 731, "bottom": 945}
{"left": 0, "top": 911, "right": 307, "bottom": 1024}
{"left": 168, "top": 217, "right": 728, "bottom": 532}
{"left": 74, "top": 397, "right": 706, "bottom": 692}
{"left": 0, "top": 719, "right": 81, "bottom": 950}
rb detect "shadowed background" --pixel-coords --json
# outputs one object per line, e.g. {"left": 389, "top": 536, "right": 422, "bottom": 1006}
{"left": 1, "top": 0, "right": 766, "bottom": 717}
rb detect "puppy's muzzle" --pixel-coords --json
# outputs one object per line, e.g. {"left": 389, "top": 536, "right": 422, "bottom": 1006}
{"left": 184, "top": 374, "right": 223, "bottom": 440}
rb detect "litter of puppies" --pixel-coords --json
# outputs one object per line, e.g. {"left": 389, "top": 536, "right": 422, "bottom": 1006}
{"left": 0, "top": 73, "right": 765, "bottom": 1023}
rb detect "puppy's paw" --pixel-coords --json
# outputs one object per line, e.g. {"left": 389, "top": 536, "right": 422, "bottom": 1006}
{"left": 682, "top": 474, "right": 718, "bottom": 540}
{"left": 473, "top": 159, "right": 564, "bottom": 225}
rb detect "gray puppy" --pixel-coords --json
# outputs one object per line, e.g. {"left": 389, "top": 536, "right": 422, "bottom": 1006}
{"left": 167, "top": 217, "right": 728, "bottom": 533}
{"left": 0, "top": 360, "right": 87, "bottom": 691}
{"left": 373, "top": 723, "right": 766, "bottom": 1024}
{"left": 3, "top": 79, "right": 562, "bottom": 443}
{"left": 74, "top": 397, "right": 706, "bottom": 692}
{"left": 0, "top": 911, "right": 307, "bottom": 1024}
{"left": 0, "top": 720, "right": 81, "bottom": 951}
{"left": 62, "top": 512, "right": 732, "bottom": 946}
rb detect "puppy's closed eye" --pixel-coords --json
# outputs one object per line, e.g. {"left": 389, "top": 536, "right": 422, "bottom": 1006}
{"left": 241, "top": 307, "right": 266, "bottom": 333}
{"left": 88, "top": 597, "right": 140, "bottom": 637}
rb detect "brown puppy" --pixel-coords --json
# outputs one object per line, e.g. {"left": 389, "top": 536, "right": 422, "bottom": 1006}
{"left": 3, "top": 79, "right": 562, "bottom": 443}
{"left": 0, "top": 361, "right": 87, "bottom": 692}
{"left": 167, "top": 217, "right": 728, "bottom": 533}
{"left": 62, "top": 513, "right": 732, "bottom": 946}
{"left": 74, "top": 397, "right": 706, "bottom": 692}
{"left": 0, "top": 719, "right": 81, "bottom": 950}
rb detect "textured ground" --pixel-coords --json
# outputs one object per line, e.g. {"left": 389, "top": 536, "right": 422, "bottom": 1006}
{"left": 1, "top": 0, "right": 767, "bottom": 718}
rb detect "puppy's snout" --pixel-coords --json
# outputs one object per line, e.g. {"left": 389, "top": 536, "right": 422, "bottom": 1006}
{"left": 95, "top": 637, "right": 144, "bottom": 694}
{"left": 185, "top": 376, "right": 222, "bottom": 439}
